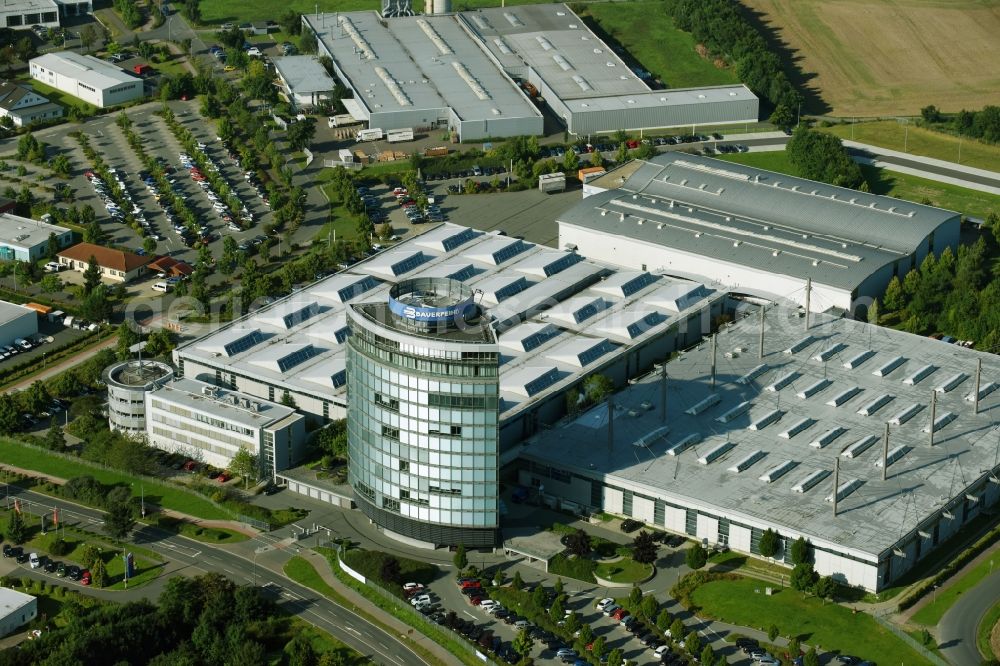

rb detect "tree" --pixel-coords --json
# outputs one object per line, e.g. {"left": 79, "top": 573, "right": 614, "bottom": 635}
{"left": 790, "top": 563, "right": 817, "bottom": 592}
{"left": 615, "top": 142, "right": 629, "bottom": 163}
{"left": 39, "top": 274, "right": 63, "bottom": 294}
{"left": 380, "top": 556, "right": 401, "bottom": 583}
{"left": 104, "top": 494, "right": 136, "bottom": 540}
{"left": 531, "top": 583, "right": 546, "bottom": 607}
{"left": 632, "top": 530, "right": 658, "bottom": 564}
{"left": 564, "top": 611, "right": 580, "bottom": 635}
{"left": 577, "top": 623, "right": 593, "bottom": 646}
{"left": 83, "top": 218, "right": 103, "bottom": 244}
{"left": 769, "top": 104, "right": 795, "bottom": 130}
{"left": 82, "top": 255, "right": 102, "bottom": 294}
{"left": 583, "top": 374, "right": 614, "bottom": 404}
{"left": 803, "top": 648, "right": 820, "bottom": 666}
{"left": 287, "top": 117, "right": 317, "bottom": 152}
{"left": 814, "top": 575, "right": 837, "bottom": 600}
{"left": 0, "top": 394, "right": 20, "bottom": 434}
{"left": 788, "top": 637, "right": 801, "bottom": 657}
{"left": 656, "top": 609, "right": 672, "bottom": 633}
{"left": 758, "top": 528, "right": 780, "bottom": 559}
{"left": 230, "top": 446, "right": 259, "bottom": 488}
{"left": 80, "top": 284, "right": 112, "bottom": 322}
{"left": 116, "top": 322, "right": 140, "bottom": 361}
{"left": 790, "top": 536, "right": 811, "bottom": 565}
{"left": 607, "top": 648, "right": 623, "bottom": 666}
{"left": 549, "top": 596, "right": 564, "bottom": 621}
{"left": 512, "top": 570, "right": 524, "bottom": 591}
{"left": 6, "top": 511, "right": 26, "bottom": 544}
{"left": 44, "top": 423, "right": 66, "bottom": 450}
{"left": 90, "top": 557, "right": 108, "bottom": 587}
{"left": 589, "top": 149, "right": 603, "bottom": 168}
{"left": 453, "top": 543, "right": 467, "bottom": 570}
{"left": 669, "top": 618, "right": 685, "bottom": 640}
{"left": 144, "top": 328, "right": 175, "bottom": 357}
{"left": 684, "top": 631, "right": 702, "bottom": 656}
{"left": 685, "top": 543, "right": 707, "bottom": 570}
{"left": 80, "top": 544, "right": 102, "bottom": 569}
{"left": 921, "top": 105, "right": 942, "bottom": 123}
{"left": 566, "top": 528, "right": 591, "bottom": 557}
{"left": 563, "top": 147, "right": 579, "bottom": 172}
{"left": 867, "top": 298, "right": 880, "bottom": 325}
{"left": 181, "top": 0, "right": 201, "bottom": 24}
{"left": 14, "top": 36, "right": 35, "bottom": 64}
{"left": 279, "top": 11, "right": 304, "bottom": 36}
{"left": 591, "top": 635, "right": 606, "bottom": 657}
{"left": 299, "top": 29, "right": 317, "bottom": 54}
{"left": 640, "top": 594, "right": 659, "bottom": 620}
{"left": 629, "top": 585, "right": 643, "bottom": 607}
{"left": 767, "top": 624, "right": 779, "bottom": 641}
{"left": 143, "top": 237, "right": 157, "bottom": 255}
{"left": 21, "top": 380, "right": 51, "bottom": 415}
{"left": 554, "top": 577, "right": 564, "bottom": 596}
{"left": 787, "top": 127, "right": 864, "bottom": 189}
{"left": 46, "top": 232, "right": 60, "bottom": 259}
{"left": 513, "top": 628, "right": 534, "bottom": 658}
{"left": 286, "top": 634, "right": 316, "bottom": 666}
{"left": 700, "top": 645, "right": 715, "bottom": 666}
{"left": 882, "top": 275, "right": 905, "bottom": 312}
{"left": 80, "top": 24, "right": 97, "bottom": 53}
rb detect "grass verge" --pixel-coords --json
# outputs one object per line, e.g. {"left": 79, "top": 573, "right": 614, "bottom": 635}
{"left": 977, "top": 599, "right": 1000, "bottom": 661}
{"left": 716, "top": 151, "right": 1000, "bottom": 220}
{"left": 820, "top": 121, "right": 1000, "bottom": 174}
{"left": 0, "top": 437, "right": 232, "bottom": 520}
{"left": 283, "top": 553, "right": 452, "bottom": 666}
{"left": 594, "top": 558, "right": 653, "bottom": 584}
{"left": 690, "top": 576, "right": 931, "bottom": 665}
{"left": 911, "top": 556, "right": 1000, "bottom": 626}
{"left": 341, "top": 548, "right": 437, "bottom": 598}
{"left": 318, "top": 547, "right": 488, "bottom": 666}
{"left": 151, "top": 516, "right": 249, "bottom": 543}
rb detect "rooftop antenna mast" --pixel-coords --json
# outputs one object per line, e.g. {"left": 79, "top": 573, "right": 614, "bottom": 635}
{"left": 974, "top": 358, "right": 982, "bottom": 415}
{"left": 804, "top": 277, "right": 812, "bottom": 331}
{"left": 881, "top": 422, "right": 889, "bottom": 482}
{"left": 710, "top": 333, "right": 717, "bottom": 390}
{"left": 929, "top": 390, "right": 937, "bottom": 447}
{"left": 607, "top": 395, "right": 614, "bottom": 457}
{"left": 660, "top": 363, "right": 667, "bottom": 424}
{"left": 758, "top": 304, "right": 765, "bottom": 360}
{"left": 832, "top": 456, "right": 840, "bottom": 517}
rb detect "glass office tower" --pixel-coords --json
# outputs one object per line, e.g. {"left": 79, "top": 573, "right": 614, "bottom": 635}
{"left": 346, "top": 278, "right": 500, "bottom": 547}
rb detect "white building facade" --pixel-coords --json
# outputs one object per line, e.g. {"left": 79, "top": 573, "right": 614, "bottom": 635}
{"left": 29, "top": 52, "right": 142, "bottom": 108}
{"left": 0, "top": 588, "right": 37, "bottom": 638}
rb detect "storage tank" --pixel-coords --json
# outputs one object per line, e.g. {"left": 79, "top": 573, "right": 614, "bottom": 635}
{"left": 432, "top": 0, "right": 451, "bottom": 14}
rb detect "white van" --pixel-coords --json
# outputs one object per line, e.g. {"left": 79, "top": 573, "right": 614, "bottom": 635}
{"left": 152, "top": 282, "right": 171, "bottom": 293}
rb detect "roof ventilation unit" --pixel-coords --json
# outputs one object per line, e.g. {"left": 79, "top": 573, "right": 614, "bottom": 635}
{"left": 748, "top": 409, "right": 783, "bottom": 431}
{"left": 923, "top": 412, "right": 957, "bottom": 433}
{"left": 967, "top": 382, "right": 1000, "bottom": 402}
{"left": 875, "top": 446, "right": 910, "bottom": 468}
{"left": 785, "top": 336, "right": 815, "bottom": 354}
{"left": 826, "top": 478, "right": 862, "bottom": 503}
{"left": 813, "top": 343, "right": 846, "bottom": 362}
{"left": 935, "top": 373, "right": 968, "bottom": 393}
{"left": 736, "top": 363, "right": 769, "bottom": 385}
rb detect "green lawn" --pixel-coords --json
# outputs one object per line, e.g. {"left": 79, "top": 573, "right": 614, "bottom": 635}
{"left": 691, "top": 577, "right": 931, "bottom": 665}
{"left": 341, "top": 548, "right": 438, "bottom": 598}
{"left": 28, "top": 80, "right": 97, "bottom": 116}
{"left": 911, "top": 556, "right": 1000, "bottom": 626}
{"left": 821, "top": 121, "right": 1000, "bottom": 174}
{"left": 285, "top": 555, "right": 340, "bottom": 599}
{"left": 153, "top": 516, "right": 249, "bottom": 543}
{"left": 716, "top": 151, "right": 1000, "bottom": 221}
{"left": 978, "top": 599, "right": 1000, "bottom": 660}
{"left": 594, "top": 558, "right": 653, "bottom": 584}
{"left": 0, "top": 438, "right": 232, "bottom": 520}
{"left": 582, "top": 2, "right": 738, "bottom": 89}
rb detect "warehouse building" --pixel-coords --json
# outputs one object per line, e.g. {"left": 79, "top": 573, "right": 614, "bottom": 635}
{"left": 459, "top": 4, "right": 758, "bottom": 135}
{"left": 272, "top": 56, "right": 337, "bottom": 111}
{"left": 145, "top": 378, "right": 306, "bottom": 477}
{"left": 0, "top": 300, "right": 38, "bottom": 348}
{"left": 0, "top": 212, "right": 72, "bottom": 262}
{"left": 29, "top": 52, "right": 143, "bottom": 108}
{"left": 303, "top": 11, "right": 543, "bottom": 141}
{"left": 0, "top": 588, "right": 36, "bottom": 638}
{"left": 559, "top": 153, "right": 961, "bottom": 314}
{"left": 518, "top": 308, "right": 1000, "bottom": 591}
{"left": 0, "top": 0, "right": 58, "bottom": 29}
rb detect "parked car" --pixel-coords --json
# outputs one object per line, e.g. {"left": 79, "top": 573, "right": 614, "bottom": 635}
{"left": 620, "top": 519, "right": 643, "bottom": 532}
{"left": 28, "top": 553, "right": 40, "bottom": 569}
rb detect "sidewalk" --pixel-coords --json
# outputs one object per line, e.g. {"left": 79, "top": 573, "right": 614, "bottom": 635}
{"left": 2, "top": 334, "right": 116, "bottom": 393}
{"left": 293, "top": 549, "right": 465, "bottom": 666}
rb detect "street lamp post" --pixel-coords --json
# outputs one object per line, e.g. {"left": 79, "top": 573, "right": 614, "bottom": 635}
{"left": 253, "top": 549, "right": 260, "bottom": 586}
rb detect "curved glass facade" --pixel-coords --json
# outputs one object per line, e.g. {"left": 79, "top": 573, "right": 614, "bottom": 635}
{"left": 346, "top": 297, "right": 500, "bottom": 547}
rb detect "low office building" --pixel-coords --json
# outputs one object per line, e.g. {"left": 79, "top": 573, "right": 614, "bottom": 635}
{"left": 55, "top": 0, "right": 91, "bottom": 17}
{"left": 272, "top": 56, "right": 336, "bottom": 110}
{"left": 0, "top": 588, "right": 36, "bottom": 638}
{"left": 0, "top": 81, "right": 62, "bottom": 127}
{"left": 57, "top": 242, "right": 151, "bottom": 282}
{"left": 144, "top": 378, "right": 306, "bottom": 476}
{"left": 560, "top": 153, "right": 961, "bottom": 313}
{"left": 104, "top": 360, "right": 175, "bottom": 435}
{"left": 519, "top": 308, "right": 1000, "bottom": 591}
{"left": 0, "top": 0, "right": 58, "bottom": 29}
{"left": 0, "top": 300, "right": 37, "bottom": 348}
{"left": 29, "top": 52, "right": 143, "bottom": 108}
{"left": 0, "top": 212, "right": 72, "bottom": 262}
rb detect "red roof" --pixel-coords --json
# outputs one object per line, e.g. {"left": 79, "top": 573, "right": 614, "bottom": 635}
{"left": 147, "top": 256, "right": 194, "bottom": 276}
{"left": 57, "top": 243, "right": 151, "bottom": 272}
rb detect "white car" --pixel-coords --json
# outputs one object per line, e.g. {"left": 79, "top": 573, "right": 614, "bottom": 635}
{"left": 28, "top": 553, "right": 40, "bottom": 569}
{"left": 486, "top": 604, "right": 504, "bottom": 615}
{"left": 402, "top": 582, "right": 423, "bottom": 592}
{"left": 479, "top": 600, "right": 497, "bottom": 611}
{"left": 653, "top": 646, "right": 670, "bottom": 657}
{"left": 247, "top": 47, "right": 262, "bottom": 57}
{"left": 409, "top": 594, "right": 431, "bottom": 606}
{"left": 596, "top": 597, "right": 614, "bottom": 611}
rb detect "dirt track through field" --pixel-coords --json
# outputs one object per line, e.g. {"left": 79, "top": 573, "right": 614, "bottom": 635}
{"left": 742, "top": 0, "right": 1000, "bottom": 116}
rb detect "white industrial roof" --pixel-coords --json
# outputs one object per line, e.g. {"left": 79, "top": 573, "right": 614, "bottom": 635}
{"left": 152, "top": 377, "right": 298, "bottom": 428}
{"left": 0, "top": 213, "right": 70, "bottom": 251}
{"left": 272, "top": 55, "right": 337, "bottom": 95}
{"left": 30, "top": 52, "right": 141, "bottom": 90}
{"left": 177, "top": 224, "right": 723, "bottom": 420}
{"left": 305, "top": 11, "right": 539, "bottom": 121}
{"left": 0, "top": 299, "right": 35, "bottom": 327}
{"left": 522, "top": 308, "right": 1000, "bottom": 558}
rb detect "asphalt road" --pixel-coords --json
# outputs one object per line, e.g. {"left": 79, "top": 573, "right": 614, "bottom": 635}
{"left": 937, "top": 568, "right": 1000, "bottom": 666}
{"left": 4, "top": 484, "right": 426, "bottom": 666}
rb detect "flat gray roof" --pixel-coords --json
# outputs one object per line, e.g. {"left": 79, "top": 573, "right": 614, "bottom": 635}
{"left": 151, "top": 377, "right": 299, "bottom": 428}
{"left": 0, "top": 0, "right": 56, "bottom": 13}
{"left": 272, "top": 55, "right": 337, "bottom": 94}
{"left": 0, "top": 212, "right": 70, "bottom": 251}
{"left": 30, "top": 52, "right": 141, "bottom": 90}
{"left": 562, "top": 153, "right": 960, "bottom": 291}
{"left": 0, "top": 299, "right": 35, "bottom": 327}
{"left": 522, "top": 308, "right": 1000, "bottom": 558}
{"left": 461, "top": 4, "right": 754, "bottom": 108}
{"left": 305, "top": 11, "right": 538, "bottom": 121}
{"left": 177, "top": 223, "right": 722, "bottom": 421}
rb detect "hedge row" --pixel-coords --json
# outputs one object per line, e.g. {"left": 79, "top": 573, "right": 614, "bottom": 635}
{"left": 897, "top": 522, "right": 1000, "bottom": 611}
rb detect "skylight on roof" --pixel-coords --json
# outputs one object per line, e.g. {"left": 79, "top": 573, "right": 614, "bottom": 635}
{"left": 666, "top": 433, "right": 701, "bottom": 456}
{"left": 779, "top": 417, "right": 815, "bottom": 439}
{"left": 767, "top": 371, "right": 799, "bottom": 392}
{"left": 792, "top": 469, "right": 830, "bottom": 493}
{"left": 841, "top": 434, "right": 878, "bottom": 459}
{"left": 222, "top": 329, "right": 263, "bottom": 357}
{"left": 873, "top": 356, "right": 905, "bottom": 377}
{"left": 728, "top": 450, "right": 765, "bottom": 473}
{"left": 698, "top": 440, "right": 735, "bottom": 465}
{"left": 826, "top": 478, "right": 863, "bottom": 503}
{"left": 716, "top": 401, "right": 750, "bottom": 423}
{"left": 736, "top": 363, "right": 768, "bottom": 385}
{"left": 759, "top": 460, "right": 795, "bottom": 483}
{"left": 685, "top": 393, "right": 720, "bottom": 415}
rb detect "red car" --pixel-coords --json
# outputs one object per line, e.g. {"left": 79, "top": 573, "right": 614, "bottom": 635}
{"left": 470, "top": 596, "right": 484, "bottom": 605}
{"left": 81, "top": 570, "right": 91, "bottom": 585}
{"left": 626, "top": 139, "right": 640, "bottom": 149}
{"left": 460, "top": 580, "right": 482, "bottom": 590}
{"left": 217, "top": 472, "right": 230, "bottom": 483}
{"left": 182, "top": 460, "right": 196, "bottom": 472}
{"left": 612, "top": 608, "right": 629, "bottom": 621}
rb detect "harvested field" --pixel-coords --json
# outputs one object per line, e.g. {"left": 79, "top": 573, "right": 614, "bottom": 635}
{"left": 741, "top": 0, "right": 1000, "bottom": 116}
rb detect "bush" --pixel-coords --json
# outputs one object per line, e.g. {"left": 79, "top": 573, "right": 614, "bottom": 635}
{"left": 342, "top": 549, "right": 437, "bottom": 598}
{"left": 548, "top": 554, "right": 597, "bottom": 583}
